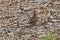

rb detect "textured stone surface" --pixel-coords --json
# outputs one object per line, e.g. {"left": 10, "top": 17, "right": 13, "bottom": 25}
{"left": 0, "top": 0, "right": 60, "bottom": 40}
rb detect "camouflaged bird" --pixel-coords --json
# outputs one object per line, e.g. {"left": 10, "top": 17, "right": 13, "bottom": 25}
{"left": 29, "top": 11, "right": 38, "bottom": 27}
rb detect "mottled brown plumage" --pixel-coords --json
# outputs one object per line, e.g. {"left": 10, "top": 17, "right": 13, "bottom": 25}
{"left": 29, "top": 11, "right": 38, "bottom": 26}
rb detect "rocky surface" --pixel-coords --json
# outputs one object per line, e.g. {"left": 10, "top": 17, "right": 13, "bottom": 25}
{"left": 0, "top": 0, "right": 60, "bottom": 40}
